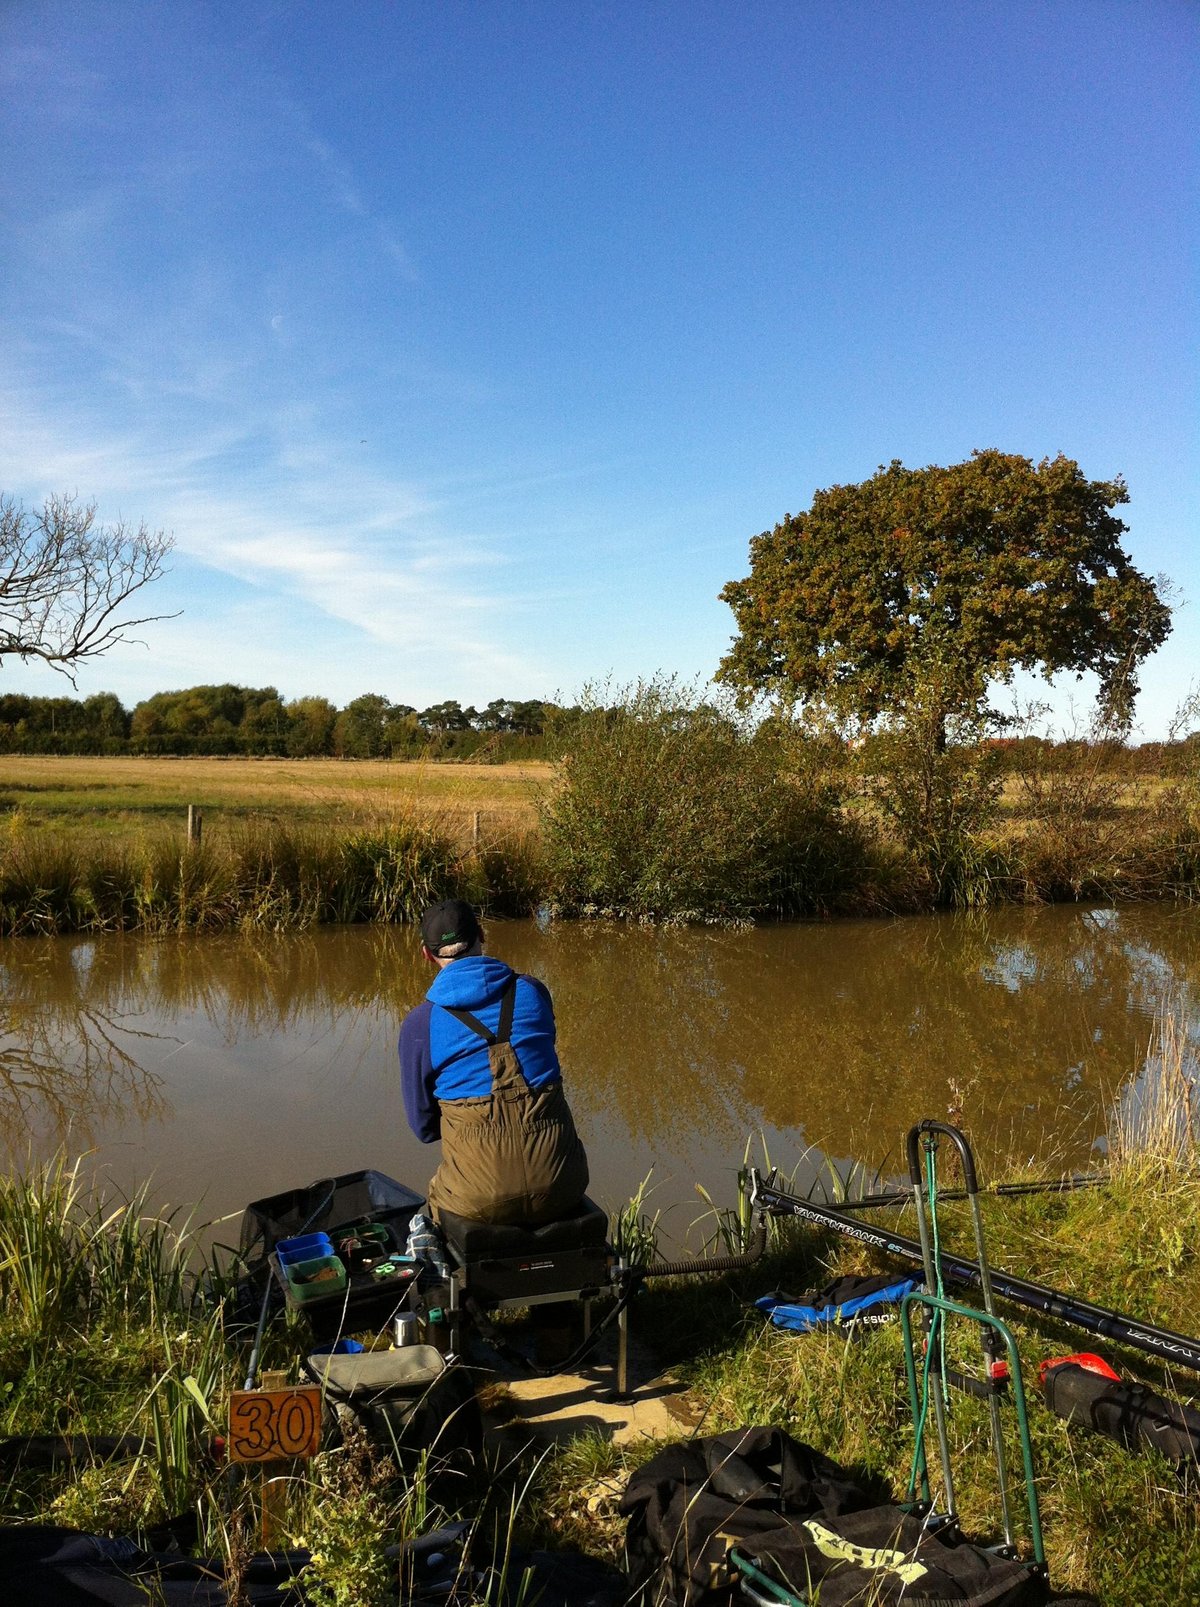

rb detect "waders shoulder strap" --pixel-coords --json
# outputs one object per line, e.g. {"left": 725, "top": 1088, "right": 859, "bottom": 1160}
{"left": 440, "top": 976, "right": 517, "bottom": 1046}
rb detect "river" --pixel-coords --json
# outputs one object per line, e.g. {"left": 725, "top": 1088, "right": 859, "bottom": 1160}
{"left": 1, "top": 903, "right": 1197, "bottom": 1247}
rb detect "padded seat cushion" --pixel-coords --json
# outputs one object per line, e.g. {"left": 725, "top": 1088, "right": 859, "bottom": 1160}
{"left": 306, "top": 1345, "right": 446, "bottom": 1399}
{"left": 439, "top": 1195, "right": 608, "bottom": 1260}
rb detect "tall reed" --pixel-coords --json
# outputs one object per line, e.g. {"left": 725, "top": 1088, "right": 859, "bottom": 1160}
{"left": 0, "top": 818, "right": 497, "bottom": 935}
{"left": 1112, "top": 1009, "right": 1200, "bottom": 1171}
{"left": 0, "top": 1155, "right": 206, "bottom": 1339}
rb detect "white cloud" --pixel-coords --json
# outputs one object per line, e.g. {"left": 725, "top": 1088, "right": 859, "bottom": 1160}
{"left": 0, "top": 372, "right": 542, "bottom": 703}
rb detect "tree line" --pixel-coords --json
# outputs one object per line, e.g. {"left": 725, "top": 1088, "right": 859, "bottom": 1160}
{"left": 0, "top": 685, "right": 558, "bottom": 759}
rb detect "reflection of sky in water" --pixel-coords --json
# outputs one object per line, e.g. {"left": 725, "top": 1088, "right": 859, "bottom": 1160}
{"left": 982, "top": 945, "right": 1040, "bottom": 992}
{"left": 0, "top": 903, "right": 1196, "bottom": 1236}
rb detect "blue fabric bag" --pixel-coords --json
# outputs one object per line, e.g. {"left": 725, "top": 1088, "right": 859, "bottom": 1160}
{"left": 756, "top": 1273, "right": 921, "bottom": 1333}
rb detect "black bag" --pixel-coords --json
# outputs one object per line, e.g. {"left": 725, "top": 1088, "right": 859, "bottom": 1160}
{"left": 619, "top": 1426, "right": 1040, "bottom": 1607}
{"left": 0, "top": 1524, "right": 307, "bottom": 1605}
{"left": 1041, "top": 1361, "right": 1200, "bottom": 1475}
{"left": 304, "top": 1344, "right": 481, "bottom": 1464}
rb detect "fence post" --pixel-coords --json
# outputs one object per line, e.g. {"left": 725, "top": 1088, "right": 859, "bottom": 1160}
{"left": 472, "top": 810, "right": 481, "bottom": 847}
{"left": 186, "top": 805, "right": 202, "bottom": 846}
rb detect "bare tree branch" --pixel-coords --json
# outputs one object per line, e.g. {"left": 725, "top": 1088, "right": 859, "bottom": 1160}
{"left": 0, "top": 492, "right": 177, "bottom": 682}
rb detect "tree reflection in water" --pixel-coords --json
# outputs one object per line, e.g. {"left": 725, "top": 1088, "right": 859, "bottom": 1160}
{"left": 0, "top": 939, "right": 171, "bottom": 1145}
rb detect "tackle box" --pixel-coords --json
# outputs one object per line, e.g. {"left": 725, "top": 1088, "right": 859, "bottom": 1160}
{"left": 242, "top": 1168, "right": 426, "bottom": 1342}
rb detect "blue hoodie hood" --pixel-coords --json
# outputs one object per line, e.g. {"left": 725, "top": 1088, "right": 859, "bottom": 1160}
{"left": 426, "top": 954, "right": 514, "bottom": 1012}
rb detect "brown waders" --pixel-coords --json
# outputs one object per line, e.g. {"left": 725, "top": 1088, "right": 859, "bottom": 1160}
{"left": 425, "top": 977, "right": 589, "bottom": 1227}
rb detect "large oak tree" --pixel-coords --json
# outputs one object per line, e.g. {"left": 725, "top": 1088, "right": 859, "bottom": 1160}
{"left": 717, "top": 451, "right": 1170, "bottom": 737}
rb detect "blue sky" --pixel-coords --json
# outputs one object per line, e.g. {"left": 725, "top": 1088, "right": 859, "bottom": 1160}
{"left": 1, "top": 0, "right": 1195, "bottom": 734}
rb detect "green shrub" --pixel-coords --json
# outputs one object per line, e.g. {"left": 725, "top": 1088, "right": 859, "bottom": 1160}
{"left": 540, "top": 677, "right": 865, "bottom": 921}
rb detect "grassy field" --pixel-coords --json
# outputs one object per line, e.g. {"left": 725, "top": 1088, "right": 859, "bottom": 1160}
{"left": 0, "top": 755, "right": 549, "bottom": 841}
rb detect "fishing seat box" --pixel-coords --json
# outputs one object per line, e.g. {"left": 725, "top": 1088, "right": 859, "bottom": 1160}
{"left": 241, "top": 1169, "right": 426, "bottom": 1342}
{"left": 438, "top": 1196, "right": 611, "bottom": 1309}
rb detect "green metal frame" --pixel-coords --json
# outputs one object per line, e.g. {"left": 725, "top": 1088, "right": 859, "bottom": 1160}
{"left": 900, "top": 1288, "right": 1046, "bottom": 1570}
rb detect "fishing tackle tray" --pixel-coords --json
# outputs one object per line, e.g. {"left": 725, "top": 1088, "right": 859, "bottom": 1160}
{"left": 243, "top": 1168, "right": 426, "bottom": 1341}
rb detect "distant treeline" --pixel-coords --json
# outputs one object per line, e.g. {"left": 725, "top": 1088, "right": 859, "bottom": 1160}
{"left": 0, "top": 686, "right": 559, "bottom": 759}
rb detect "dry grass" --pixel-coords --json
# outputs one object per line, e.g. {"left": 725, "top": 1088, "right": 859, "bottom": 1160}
{"left": 0, "top": 755, "right": 550, "bottom": 845}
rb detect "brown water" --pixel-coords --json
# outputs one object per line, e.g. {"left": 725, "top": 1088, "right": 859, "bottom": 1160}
{"left": 1, "top": 904, "right": 1197, "bottom": 1245}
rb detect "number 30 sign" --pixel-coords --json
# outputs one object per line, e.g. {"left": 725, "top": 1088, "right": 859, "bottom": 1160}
{"left": 228, "top": 1386, "right": 322, "bottom": 1463}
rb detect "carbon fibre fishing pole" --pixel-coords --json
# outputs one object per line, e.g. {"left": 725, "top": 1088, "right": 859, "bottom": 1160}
{"left": 832, "top": 1172, "right": 1107, "bottom": 1214}
{"left": 749, "top": 1167, "right": 1200, "bottom": 1375}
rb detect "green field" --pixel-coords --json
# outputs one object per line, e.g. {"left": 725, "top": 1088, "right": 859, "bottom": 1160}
{"left": 0, "top": 755, "right": 549, "bottom": 841}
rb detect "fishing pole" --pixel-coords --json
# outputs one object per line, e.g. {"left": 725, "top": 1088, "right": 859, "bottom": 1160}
{"left": 832, "top": 1173, "right": 1108, "bottom": 1214}
{"left": 749, "top": 1169, "right": 1200, "bottom": 1376}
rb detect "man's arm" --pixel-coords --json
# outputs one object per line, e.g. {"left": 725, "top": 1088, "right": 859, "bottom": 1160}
{"left": 399, "top": 1001, "right": 441, "bottom": 1143}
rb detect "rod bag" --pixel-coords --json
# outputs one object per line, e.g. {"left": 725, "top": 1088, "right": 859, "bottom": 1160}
{"left": 1041, "top": 1361, "right": 1200, "bottom": 1476}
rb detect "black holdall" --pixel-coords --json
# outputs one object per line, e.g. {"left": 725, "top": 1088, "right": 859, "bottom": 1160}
{"left": 619, "top": 1426, "right": 1042, "bottom": 1607}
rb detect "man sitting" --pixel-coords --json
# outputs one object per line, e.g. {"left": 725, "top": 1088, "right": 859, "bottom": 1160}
{"left": 398, "top": 899, "right": 589, "bottom": 1227}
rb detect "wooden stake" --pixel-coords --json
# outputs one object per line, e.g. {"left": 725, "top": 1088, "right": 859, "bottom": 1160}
{"left": 186, "top": 804, "right": 203, "bottom": 846}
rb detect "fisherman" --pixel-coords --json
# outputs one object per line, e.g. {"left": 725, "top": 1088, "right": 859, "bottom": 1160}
{"left": 399, "top": 898, "right": 589, "bottom": 1226}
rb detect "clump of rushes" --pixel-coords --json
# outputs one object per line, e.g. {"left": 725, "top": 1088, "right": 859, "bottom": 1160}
{"left": 0, "top": 1157, "right": 229, "bottom": 1530}
{"left": 0, "top": 817, "right": 522, "bottom": 935}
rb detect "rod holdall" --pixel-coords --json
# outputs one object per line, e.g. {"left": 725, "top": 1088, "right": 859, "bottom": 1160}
{"left": 620, "top": 1426, "right": 1041, "bottom": 1607}
{"left": 1040, "top": 1358, "right": 1200, "bottom": 1478}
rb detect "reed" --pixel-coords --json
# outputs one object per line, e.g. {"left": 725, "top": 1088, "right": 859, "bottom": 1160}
{"left": 0, "top": 1156, "right": 206, "bottom": 1339}
{"left": 1111, "top": 1009, "right": 1200, "bottom": 1177}
{"left": 0, "top": 817, "right": 518, "bottom": 935}
{"left": 608, "top": 1172, "right": 663, "bottom": 1268}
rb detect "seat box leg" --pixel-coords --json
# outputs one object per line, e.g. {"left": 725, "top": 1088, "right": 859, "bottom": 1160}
{"left": 616, "top": 1297, "right": 630, "bottom": 1398}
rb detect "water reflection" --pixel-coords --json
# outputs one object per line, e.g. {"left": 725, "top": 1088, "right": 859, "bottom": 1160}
{"left": 0, "top": 940, "right": 171, "bottom": 1139}
{"left": 0, "top": 905, "right": 1196, "bottom": 1232}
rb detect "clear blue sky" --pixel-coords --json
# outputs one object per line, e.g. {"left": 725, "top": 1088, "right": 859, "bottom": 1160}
{"left": 1, "top": 0, "right": 1195, "bottom": 734}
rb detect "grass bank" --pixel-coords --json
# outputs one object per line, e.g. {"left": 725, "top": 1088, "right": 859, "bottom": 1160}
{"left": 3, "top": 1018, "right": 1199, "bottom": 1602}
{"left": 0, "top": 816, "right": 546, "bottom": 936}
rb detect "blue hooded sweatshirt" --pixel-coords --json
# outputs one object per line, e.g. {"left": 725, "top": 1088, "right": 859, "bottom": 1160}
{"left": 398, "top": 955, "right": 562, "bottom": 1144}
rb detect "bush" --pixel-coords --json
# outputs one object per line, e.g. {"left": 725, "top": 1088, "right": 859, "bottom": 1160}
{"left": 861, "top": 691, "right": 1009, "bottom": 910}
{"left": 539, "top": 677, "right": 864, "bottom": 921}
